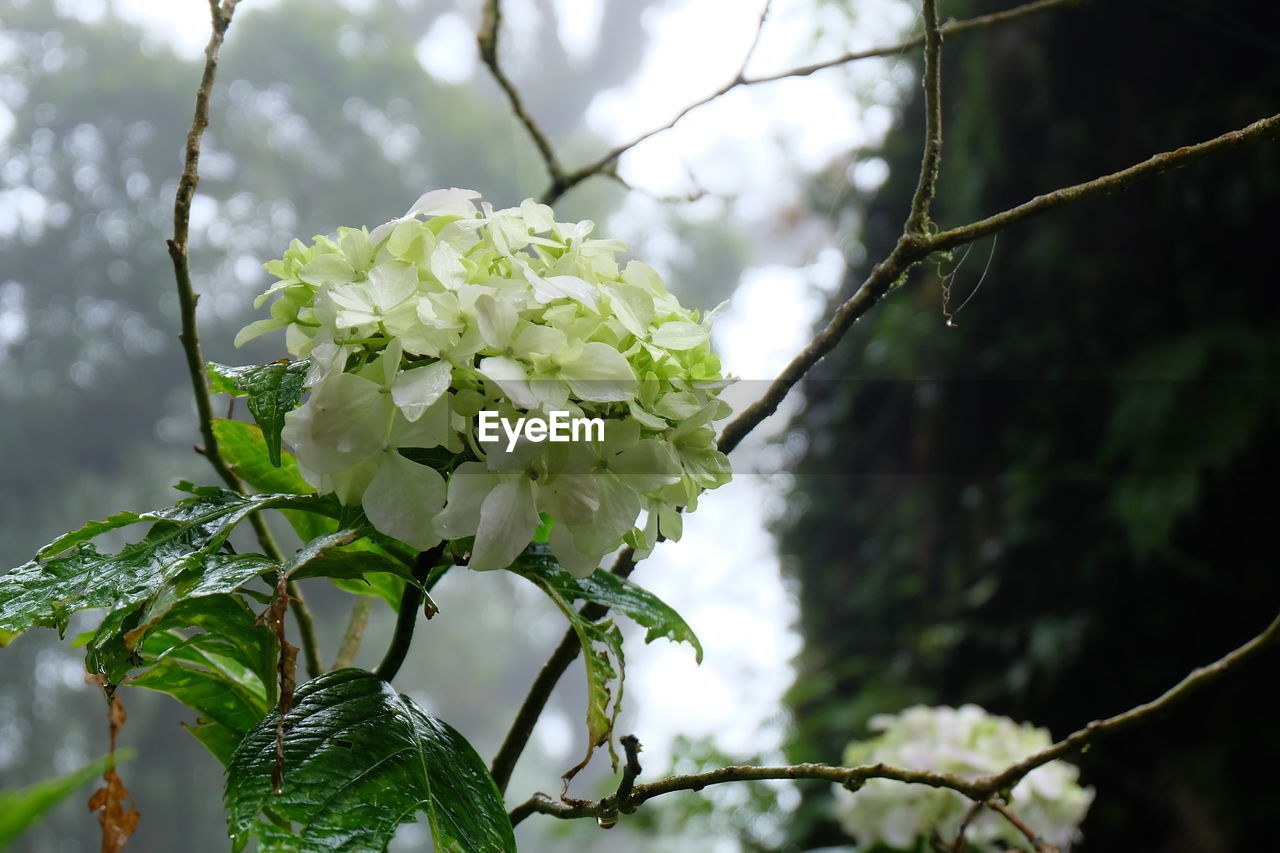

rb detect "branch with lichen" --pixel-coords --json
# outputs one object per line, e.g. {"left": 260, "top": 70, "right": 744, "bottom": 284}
{"left": 716, "top": 110, "right": 1280, "bottom": 455}
{"left": 510, "top": 609, "right": 1279, "bottom": 827}
{"left": 904, "top": 0, "right": 944, "bottom": 234}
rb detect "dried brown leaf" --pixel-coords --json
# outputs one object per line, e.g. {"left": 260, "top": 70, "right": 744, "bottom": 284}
{"left": 87, "top": 696, "right": 141, "bottom": 853}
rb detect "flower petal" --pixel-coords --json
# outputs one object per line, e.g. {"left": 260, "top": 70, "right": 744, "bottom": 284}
{"left": 405, "top": 187, "right": 481, "bottom": 219}
{"left": 392, "top": 361, "right": 452, "bottom": 421}
{"left": 470, "top": 479, "right": 540, "bottom": 571}
{"left": 362, "top": 452, "right": 446, "bottom": 550}
{"left": 559, "top": 342, "right": 638, "bottom": 402}
{"left": 478, "top": 355, "right": 540, "bottom": 410}
{"left": 435, "top": 461, "right": 497, "bottom": 539}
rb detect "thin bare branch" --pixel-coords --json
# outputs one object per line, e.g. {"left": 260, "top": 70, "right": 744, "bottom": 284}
{"left": 331, "top": 594, "right": 374, "bottom": 670}
{"left": 716, "top": 110, "right": 1280, "bottom": 455}
{"left": 510, "top": 609, "right": 1280, "bottom": 826}
{"left": 928, "top": 112, "right": 1280, "bottom": 253}
{"left": 544, "top": 0, "right": 1090, "bottom": 204}
{"left": 904, "top": 0, "right": 944, "bottom": 234}
{"left": 511, "top": 759, "right": 980, "bottom": 825}
{"left": 749, "top": 0, "right": 1086, "bottom": 85}
{"left": 950, "top": 799, "right": 986, "bottom": 853}
{"left": 477, "top": 0, "right": 566, "bottom": 195}
{"left": 988, "top": 801, "right": 1060, "bottom": 853}
{"left": 167, "top": 0, "right": 240, "bottom": 492}
{"left": 168, "top": 0, "right": 324, "bottom": 681}
{"left": 981, "top": 609, "right": 1280, "bottom": 795}
{"left": 738, "top": 0, "right": 774, "bottom": 80}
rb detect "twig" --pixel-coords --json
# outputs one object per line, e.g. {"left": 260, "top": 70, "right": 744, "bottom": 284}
{"left": 746, "top": 0, "right": 1086, "bottom": 86}
{"left": 286, "top": 580, "right": 322, "bottom": 679}
{"left": 716, "top": 110, "right": 1280, "bottom": 455}
{"left": 477, "top": 0, "right": 566, "bottom": 196}
{"left": 543, "top": 0, "right": 1090, "bottom": 204}
{"left": 904, "top": 0, "right": 944, "bottom": 234}
{"left": 166, "top": 0, "right": 325, "bottom": 683}
{"left": 509, "top": 609, "right": 1280, "bottom": 825}
{"left": 927, "top": 112, "right": 1280, "bottom": 253}
{"left": 980, "top": 609, "right": 1280, "bottom": 796}
{"left": 950, "top": 799, "right": 987, "bottom": 853}
{"left": 489, "top": 547, "right": 636, "bottom": 792}
{"left": 332, "top": 594, "right": 374, "bottom": 670}
{"left": 603, "top": 169, "right": 710, "bottom": 204}
{"left": 511, "top": 759, "right": 978, "bottom": 825}
{"left": 988, "top": 801, "right": 1059, "bottom": 853}
{"left": 615, "top": 735, "right": 643, "bottom": 802}
{"left": 589, "top": 734, "right": 644, "bottom": 830}
{"left": 738, "top": 0, "right": 774, "bottom": 80}
{"left": 375, "top": 543, "right": 448, "bottom": 682}
{"left": 166, "top": 0, "right": 241, "bottom": 493}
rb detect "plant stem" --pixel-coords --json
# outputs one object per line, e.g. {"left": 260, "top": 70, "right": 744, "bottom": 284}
{"left": 375, "top": 543, "right": 448, "bottom": 682}
{"left": 332, "top": 595, "right": 374, "bottom": 671}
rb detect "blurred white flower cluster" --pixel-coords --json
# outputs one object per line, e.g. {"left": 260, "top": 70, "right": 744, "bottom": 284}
{"left": 239, "top": 188, "right": 732, "bottom": 574}
{"left": 835, "top": 704, "right": 1094, "bottom": 851}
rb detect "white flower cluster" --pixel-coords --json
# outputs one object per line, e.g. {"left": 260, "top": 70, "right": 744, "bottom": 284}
{"left": 834, "top": 704, "right": 1094, "bottom": 851}
{"left": 239, "top": 188, "right": 732, "bottom": 575}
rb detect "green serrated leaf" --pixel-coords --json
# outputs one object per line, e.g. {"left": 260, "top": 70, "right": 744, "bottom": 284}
{"left": 213, "top": 419, "right": 339, "bottom": 543}
{"left": 0, "top": 487, "right": 326, "bottom": 651}
{"left": 208, "top": 361, "right": 309, "bottom": 466}
{"left": 509, "top": 544, "right": 700, "bottom": 778}
{"left": 330, "top": 574, "right": 405, "bottom": 611}
{"left": 514, "top": 544, "right": 702, "bottom": 662}
{"left": 131, "top": 595, "right": 277, "bottom": 766}
{"left": 208, "top": 362, "right": 256, "bottom": 397}
{"left": 0, "top": 752, "right": 134, "bottom": 847}
{"left": 288, "top": 546, "right": 417, "bottom": 585}
{"left": 225, "top": 669, "right": 515, "bottom": 853}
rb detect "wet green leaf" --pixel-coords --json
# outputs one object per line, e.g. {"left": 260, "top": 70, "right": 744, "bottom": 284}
{"left": 509, "top": 544, "right": 700, "bottom": 778}
{"left": 225, "top": 669, "right": 515, "bottom": 852}
{"left": 208, "top": 361, "right": 310, "bottom": 466}
{"left": 513, "top": 544, "right": 702, "bottom": 661}
{"left": 131, "top": 595, "right": 277, "bottom": 765}
{"left": 0, "top": 486, "right": 326, "bottom": 652}
{"left": 211, "top": 419, "right": 337, "bottom": 543}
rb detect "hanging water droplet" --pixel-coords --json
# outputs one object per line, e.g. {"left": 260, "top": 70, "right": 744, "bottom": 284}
{"left": 596, "top": 814, "right": 619, "bottom": 830}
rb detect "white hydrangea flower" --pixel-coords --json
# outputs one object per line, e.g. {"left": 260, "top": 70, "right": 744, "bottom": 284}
{"left": 242, "top": 188, "right": 732, "bottom": 575}
{"left": 834, "top": 704, "right": 1094, "bottom": 851}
